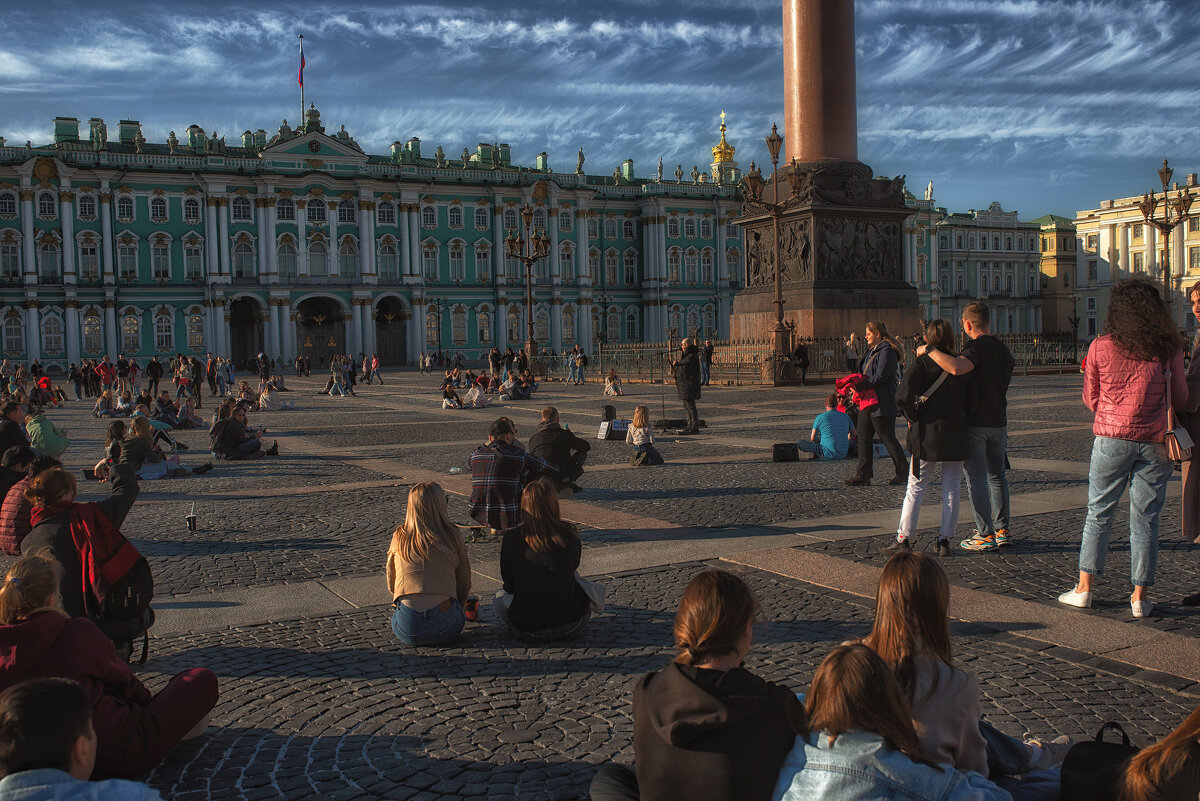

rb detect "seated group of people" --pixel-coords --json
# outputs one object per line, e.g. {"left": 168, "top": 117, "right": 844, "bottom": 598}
{"left": 440, "top": 368, "right": 539, "bottom": 408}
{"left": 589, "top": 555, "right": 1200, "bottom": 801}
{"left": 0, "top": 400, "right": 70, "bottom": 460}
{"left": 208, "top": 398, "right": 280, "bottom": 460}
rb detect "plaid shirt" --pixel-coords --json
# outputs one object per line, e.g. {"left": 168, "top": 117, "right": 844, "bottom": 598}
{"left": 467, "top": 442, "right": 555, "bottom": 529}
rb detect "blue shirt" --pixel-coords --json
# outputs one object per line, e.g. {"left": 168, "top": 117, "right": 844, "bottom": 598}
{"left": 0, "top": 769, "right": 161, "bottom": 801}
{"left": 812, "top": 409, "right": 854, "bottom": 459}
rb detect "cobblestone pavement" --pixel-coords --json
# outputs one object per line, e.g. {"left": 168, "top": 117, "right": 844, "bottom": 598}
{"left": 10, "top": 371, "right": 1198, "bottom": 800}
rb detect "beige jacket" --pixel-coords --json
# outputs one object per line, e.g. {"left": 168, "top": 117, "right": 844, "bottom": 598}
{"left": 911, "top": 658, "right": 989, "bottom": 776}
{"left": 385, "top": 533, "right": 471, "bottom": 603}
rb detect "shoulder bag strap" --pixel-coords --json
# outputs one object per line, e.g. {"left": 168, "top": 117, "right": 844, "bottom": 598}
{"left": 1165, "top": 362, "right": 1177, "bottom": 435}
{"left": 918, "top": 369, "right": 949, "bottom": 406}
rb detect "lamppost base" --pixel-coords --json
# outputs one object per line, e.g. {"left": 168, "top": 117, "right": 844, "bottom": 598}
{"left": 524, "top": 339, "right": 538, "bottom": 362}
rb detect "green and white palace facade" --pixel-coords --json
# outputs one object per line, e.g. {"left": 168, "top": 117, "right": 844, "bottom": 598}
{"left": 0, "top": 106, "right": 746, "bottom": 369}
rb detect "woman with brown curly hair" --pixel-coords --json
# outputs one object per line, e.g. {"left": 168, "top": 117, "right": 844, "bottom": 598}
{"left": 1059, "top": 278, "right": 1186, "bottom": 618}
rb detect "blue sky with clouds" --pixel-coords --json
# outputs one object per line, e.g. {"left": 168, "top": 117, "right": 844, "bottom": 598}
{"left": 1, "top": 0, "right": 1196, "bottom": 218}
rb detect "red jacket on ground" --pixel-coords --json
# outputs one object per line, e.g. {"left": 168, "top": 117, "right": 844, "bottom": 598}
{"left": 0, "top": 476, "right": 31, "bottom": 555}
{"left": 1084, "top": 334, "right": 1187, "bottom": 442}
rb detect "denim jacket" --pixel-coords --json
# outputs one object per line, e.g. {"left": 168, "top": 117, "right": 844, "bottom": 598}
{"left": 0, "top": 769, "right": 162, "bottom": 800}
{"left": 772, "top": 730, "right": 1012, "bottom": 801}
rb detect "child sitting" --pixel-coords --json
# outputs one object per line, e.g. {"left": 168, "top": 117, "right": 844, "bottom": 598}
{"left": 627, "top": 404, "right": 664, "bottom": 466}
{"left": 797, "top": 393, "right": 856, "bottom": 460}
{"left": 442, "top": 386, "right": 463, "bottom": 409}
{"left": 604, "top": 370, "right": 623, "bottom": 396}
{"left": 114, "top": 391, "right": 134, "bottom": 416}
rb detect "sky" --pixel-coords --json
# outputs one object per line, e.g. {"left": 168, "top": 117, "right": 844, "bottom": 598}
{"left": 0, "top": 0, "right": 1197, "bottom": 218}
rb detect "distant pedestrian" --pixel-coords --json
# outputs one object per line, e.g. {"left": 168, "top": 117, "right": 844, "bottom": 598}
{"left": 700, "top": 340, "right": 714, "bottom": 386}
{"left": 671, "top": 338, "right": 701, "bottom": 435}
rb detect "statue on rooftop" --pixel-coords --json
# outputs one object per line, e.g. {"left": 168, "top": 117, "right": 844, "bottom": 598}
{"left": 657, "top": 158, "right": 664, "bottom": 182}
{"left": 576, "top": 148, "right": 585, "bottom": 175}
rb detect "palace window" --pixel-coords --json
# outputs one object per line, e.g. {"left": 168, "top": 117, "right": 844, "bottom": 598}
{"left": 726, "top": 224, "right": 739, "bottom": 239}
{"left": 562, "top": 306, "right": 575, "bottom": 341}
{"left": 474, "top": 244, "right": 491, "bottom": 281}
{"left": 507, "top": 309, "right": 520, "bottom": 344}
{"left": 1133, "top": 252, "right": 1145, "bottom": 273}
{"left": 1007, "top": 275, "right": 1014, "bottom": 294}
{"left": 42, "top": 317, "right": 63, "bottom": 354}
{"left": 183, "top": 198, "right": 200, "bottom": 223}
{"left": 121, "top": 313, "right": 140, "bottom": 353}
{"left": 625, "top": 310, "right": 638, "bottom": 341}
{"left": 38, "top": 241, "right": 61, "bottom": 282}
{"left": 421, "top": 205, "right": 437, "bottom": 229}
{"left": 230, "top": 197, "right": 250, "bottom": 222}
{"left": 558, "top": 210, "right": 572, "bottom": 232}
{"left": 623, "top": 220, "right": 636, "bottom": 240}
{"left": 1133, "top": 223, "right": 1143, "bottom": 239}
{"left": 0, "top": 193, "right": 15, "bottom": 217}
{"left": 426, "top": 311, "right": 439, "bottom": 349}
{"left": 448, "top": 205, "right": 464, "bottom": 230}
{"left": 560, "top": 244, "right": 573, "bottom": 278}
{"left": 916, "top": 228, "right": 925, "bottom": 246}
{"left": 668, "top": 249, "right": 681, "bottom": 283}
{"left": 532, "top": 209, "right": 546, "bottom": 231}
{"left": 535, "top": 309, "right": 550, "bottom": 343}
{"left": 504, "top": 209, "right": 518, "bottom": 231}
{"left": 505, "top": 255, "right": 519, "bottom": 281}
{"left": 449, "top": 244, "right": 465, "bottom": 281}
{"left": 308, "top": 242, "right": 328, "bottom": 277}
{"left": 422, "top": 243, "right": 438, "bottom": 280}
{"left": 276, "top": 198, "right": 295, "bottom": 221}
{"left": 686, "top": 308, "right": 701, "bottom": 338}
{"left": 981, "top": 275, "right": 989, "bottom": 292}
{"left": 152, "top": 244, "right": 170, "bottom": 280}
{"left": 339, "top": 241, "right": 359, "bottom": 278}
{"left": 3, "top": 316, "right": 23, "bottom": 356}
{"left": 607, "top": 308, "right": 619, "bottom": 340}
{"left": 478, "top": 309, "right": 492, "bottom": 344}
{"left": 956, "top": 274, "right": 965, "bottom": 292}
{"left": 604, "top": 251, "right": 617, "bottom": 286}
{"left": 685, "top": 249, "right": 698, "bottom": 283}
{"left": 474, "top": 206, "right": 489, "bottom": 230}
{"left": 956, "top": 235, "right": 963, "bottom": 248}
{"left": 604, "top": 218, "right": 617, "bottom": 240}
{"left": 703, "top": 306, "right": 715, "bottom": 336}
{"left": 78, "top": 245, "right": 99, "bottom": 280}
{"left": 588, "top": 250, "right": 599, "bottom": 282}
{"left": 79, "top": 195, "right": 96, "bottom": 219}
{"left": 669, "top": 306, "right": 683, "bottom": 335}
{"left": 624, "top": 251, "right": 637, "bottom": 285}
{"left": 980, "top": 236, "right": 988, "bottom": 251}
{"left": 451, "top": 306, "right": 467, "bottom": 346}
{"left": 338, "top": 202, "right": 356, "bottom": 224}
{"left": 684, "top": 218, "right": 697, "bottom": 239}
{"left": 701, "top": 249, "right": 713, "bottom": 284}
{"left": 535, "top": 255, "right": 549, "bottom": 281}
{"left": 378, "top": 244, "right": 398, "bottom": 280}
{"left": 1189, "top": 247, "right": 1200, "bottom": 273}
{"left": 38, "top": 193, "right": 56, "bottom": 217}
{"left": 183, "top": 242, "right": 202, "bottom": 279}
{"left": 116, "top": 196, "right": 134, "bottom": 220}
{"left": 277, "top": 243, "right": 296, "bottom": 278}
{"left": 154, "top": 310, "right": 174, "bottom": 352}
{"left": 1006, "top": 236, "right": 1013, "bottom": 250}
{"left": 2, "top": 243, "right": 22, "bottom": 277}
{"left": 187, "top": 313, "right": 204, "bottom": 350}
{"left": 118, "top": 244, "right": 137, "bottom": 280}
{"left": 377, "top": 202, "right": 395, "bottom": 225}
{"left": 307, "top": 198, "right": 326, "bottom": 223}
{"left": 667, "top": 217, "right": 680, "bottom": 238}
{"left": 993, "top": 236, "right": 1000, "bottom": 250}
{"left": 83, "top": 314, "right": 102, "bottom": 353}
{"left": 150, "top": 196, "right": 167, "bottom": 222}
{"left": 233, "top": 243, "right": 254, "bottom": 278}
{"left": 1189, "top": 216, "right": 1200, "bottom": 234}
{"left": 701, "top": 219, "right": 713, "bottom": 239}
{"left": 587, "top": 218, "right": 598, "bottom": 239}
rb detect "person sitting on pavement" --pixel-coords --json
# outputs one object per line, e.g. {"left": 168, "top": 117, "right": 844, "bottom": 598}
{"left": 235, "top": 381, "right": 258, "bottom": 410}
{"left": 863, "top": 551, "right": 1069, "bottom": 792}
{"left": 0, "top": 446, "right": 33, "bottom": 500}
{"left": 0, "top": 552, "right": 218, "bottom": 779}
{"left": 114, "top": 392, "right": 134, "bottom": 417}
{"left": 88, "top": 421, "right": 126, "bottom": 483}
{"left": 604, "top": 370, "right": 623, "bottom": 397}
{"left": 797, "top": 393, "right": 855, "bottom": 460}
{"left": 175, "top": 397, "right": 201, "bottom": 429}
{"left": 461, "top": 384, "right": 490, "bottom": 409}
{"left": 1121, "top": 703, "right": 1200, "bottom": 801}
{"left": 385, "top": 482, "right": 471, "bottom": 647}
{"left": 134, "top": 387, "right": 153, "bottom": 410}
{"left": 0, "top": 403, "right": 29, "bottom": 453}
{"left": 257, "top": 385, "right": 294, "bottom": 412}
{"left": 529, "top": 407, "right": 591, "bottom": 493}
{"left": 772, "top": 644, "right": 1009, "bottom": 801}
{"left": 91, "top": 391, "right": 118, "bottom": 419}
{"left": 467, "top": 418, "right": 556, "bottom": 535}
{"left": 588, "top": 569, "right": 805, "bottom": 801}
{"left": 208, "top": 404, "right": 278, "bottom": 460}
{"left": 0, "top": 677, "right": 167, "bottom": 800}
{"left": 495, "top": 478, "right": 597, "bottom": 642}
{"left": 442, "top": 385, "right": 463, "bottom": 409}
{"left": 153, "top": 391, "right": 179, "bottom": 428}
{"left": 0, "top": 456, "right": 62, "bottom": 557}
{"left": 627, "top": 405, "right": 664, "bottom": 466}
{"left": 120, "top": 417, "right": 212, "bottom": 479}
{"left": 25, "top": 409, "right": 69, "bottom": 459}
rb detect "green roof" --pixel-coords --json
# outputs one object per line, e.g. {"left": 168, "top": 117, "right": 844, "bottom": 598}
{"left": 1028, "top": 213, "right": 1075, "bottom": 228}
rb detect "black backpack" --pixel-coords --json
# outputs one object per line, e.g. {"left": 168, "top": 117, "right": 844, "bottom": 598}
{"left": 1059, "top": 722, "right": 1139, "bottom": 801}
{"left": 89, "top": 552, "right": 155, "bottom": 664}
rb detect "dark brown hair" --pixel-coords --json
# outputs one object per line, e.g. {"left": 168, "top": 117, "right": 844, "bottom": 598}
{"left": 1121, "top": 704, "right": 1200, "bottom": 801}
{"left": 519, "top": 478, "right": 578, "bottom": 553}
{"left": 862, "top": 551, "right": 953, "bottom": 700}
{"left": 923, "top": 319, "right": 957, "bottom": 356}
{"left": 825, "top": 393, "right": 838, "bottom": 409}
{"left": 24, "top": 468, "right": 76, "bottom": 509}
{"left": 673, "top": 569, "right": 759, "bottom": 666}
{"left": 1105, "top": 277, "right": 1183, "bottom": 363}
{"left": 807, "top": 643, "right": 939, "bottom": 769}
{"left": 866, "top": 321, "right": 905, "bottom": 365}
{"left": 0, "top": 678, "right": 91, "bottom": 778}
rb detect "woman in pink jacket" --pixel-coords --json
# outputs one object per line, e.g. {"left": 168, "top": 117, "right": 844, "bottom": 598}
{"left": 1059, "top": 278, "right": 1186, "bottom": 618}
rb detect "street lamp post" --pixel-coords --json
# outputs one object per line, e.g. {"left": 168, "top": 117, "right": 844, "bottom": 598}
{"left": 1137, "top": 159, "right": 1194, "bottom": 320}
{"left": 738, "top": 123, "right": 807, "bottom": 374}
{"left": 504, "top": 204, "right": 551, "bottom": 360}
{"left": 1068, "top": 292, "right": 1081, "bottom": 362}
{"left": 429, "top": 295, "right": 447, "bottom": 357}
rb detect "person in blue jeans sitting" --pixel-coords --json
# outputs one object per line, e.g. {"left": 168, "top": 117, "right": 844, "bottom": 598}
{"left": 386, "top": 482, "right": 472, "bottom": 646}
{"left": 797, "top": 394, "right": 855, "bottom": 459}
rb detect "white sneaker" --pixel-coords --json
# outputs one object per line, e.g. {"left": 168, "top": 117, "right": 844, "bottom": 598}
{"left": 1057, "top": 587, "right": 1092, "bottom": 608}
{"left": 1131, "top": 598, "right": 1153, "bottom": 618}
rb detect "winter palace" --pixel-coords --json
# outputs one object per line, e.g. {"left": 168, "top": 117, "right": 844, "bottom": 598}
{"left": 0, "top": 106, "right": 746, "bottom": 368}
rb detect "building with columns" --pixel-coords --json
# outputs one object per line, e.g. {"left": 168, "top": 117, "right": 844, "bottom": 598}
{"left": 0, "top": 108, "right": 744, "bottom": 369}
{"left": 903, "top": 187, "right": 942, "bottom": 329}
{"left": 1073, "top": 171, "right": 1200, "bottom": 336}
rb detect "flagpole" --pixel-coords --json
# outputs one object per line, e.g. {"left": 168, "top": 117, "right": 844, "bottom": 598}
{"left": 298, "top": 34, "right": 305, "bottom": 125}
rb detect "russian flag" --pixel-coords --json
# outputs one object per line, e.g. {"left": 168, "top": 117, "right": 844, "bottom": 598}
{"left": 298, "top": 41, "right": 305, "bottom": 86}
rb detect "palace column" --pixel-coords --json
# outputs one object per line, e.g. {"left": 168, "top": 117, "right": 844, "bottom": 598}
{"left": 19, "top": 191, "right": 34, "bottom": 281}
{"left": 204, "top": 198, "right": 220, "bottom": 278}
{"left": 399, "top": 204, "right": 413, "bottom": 277}
{"left": 360, "top": 200, "right": 377, "bottom": 283}
{"left": 327, "top": 202, "right": 340, "bottom": 277}
{"left": 268, "top": 299, "right": 283, "bottom": 358}
{"left": 255, "top": 199, "right": 270, "bottom": 282}
{"left": 1118, "top": 222, "right": 1130, "bottom": 278}
{"left": 350, "top": 299, "right": 364, "bottom": 355}
{"left": 550, "top": 298, "right": 562, "bottom": 353}
{"left": 1146, "top": 226, "right": 1158, "bottom": 277}
{"left": 103, "top": 297, "right": 117, "bottom": 357}
{"left": 492, "top": 203, "right": 506, "bottom": 286}
{"left": 286, "top": 309, "right": 298, "bottom": 362}
{"left": 296, "top": 200, "right": 309, "bottom": 276}
{"left": 265, "top": 199, "right": 278, "bottom": 282}
{"left": 65, "top": 299, "right": 80, "bottom": 365}
{"left": 59, "top": 191, "right": 76, "bottom": 282}
{"left": 100, "top": 191, "right": 115, "bottom": 284}
{"left": 24, "top": 301, "right": 39, "bottom": 361}
{"left": 408, "top": 204, "right": 421, "bottom": 278}
{"left": 549, "top": 209, "right": 561, "bottom": 281}
{"left": 201, "top": 299, "right": 215, "bottom": 354}
{"left": 783, "top": 0, "right": 857, "bottom": 163}
{"left": 212, "top": 297, "right": 227, "bottom": 356}
{"left": 217, "top": 198, "right": 231, "bottom": 277}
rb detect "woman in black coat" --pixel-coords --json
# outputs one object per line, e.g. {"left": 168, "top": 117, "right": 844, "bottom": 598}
{"left": 887, "top": 318, "right": 968, "bottom": 557}
{"left": 844, "top": 321, "right": 908, "bottom": 486}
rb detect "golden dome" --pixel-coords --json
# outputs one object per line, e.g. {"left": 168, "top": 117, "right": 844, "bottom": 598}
{"left": 711, "top": 111, "right": 735, "bottom": 164}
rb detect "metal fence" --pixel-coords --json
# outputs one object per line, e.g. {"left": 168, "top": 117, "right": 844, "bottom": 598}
{"left": 532, "top": 331, "right": 1082, "bottom": 386}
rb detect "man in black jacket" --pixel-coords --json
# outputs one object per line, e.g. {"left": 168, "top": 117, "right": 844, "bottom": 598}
{"left": 672, "top": 339, "right": 702, "bottom": 434}
{"left": 0, "top": 403, "right": 29, "bottom": 455}
{"left": 145, "top": 357, "right": 164, "bottom": 397}
{"left": 529, "top": 407, "right": 590, "bottom": 493}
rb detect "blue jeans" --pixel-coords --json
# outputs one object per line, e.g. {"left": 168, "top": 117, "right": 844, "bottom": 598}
{"left": 797, "top": 440, "right": 826, "bottom": 458}
{"left": 965, "top": 426, "right": 1010, "bottom": 536}
{"left": 567, "top": 361, "right": 577, "bottom": 383}
{"left": 230, "top": 438, "right": 262, "bottom": 459}
{"left": 700, "top": 362, "right": 711, "bottom": 385}
{"left": 634, "top": 443, "right": 664, "bottom": 465}
{"left": 1079, "top": 436, "right": 1172, "bottom": 587}
{"left": 391, "top": 600, "right": 465, "bottom": 646}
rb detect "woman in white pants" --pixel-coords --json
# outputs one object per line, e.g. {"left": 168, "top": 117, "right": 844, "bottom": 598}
{"left": 887, "top": 319, "right": 969, "bottom": 558}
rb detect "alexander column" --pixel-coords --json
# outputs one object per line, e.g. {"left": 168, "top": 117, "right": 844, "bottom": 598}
{"left": 731, "top": 0, "right": 921, "bottom": 343}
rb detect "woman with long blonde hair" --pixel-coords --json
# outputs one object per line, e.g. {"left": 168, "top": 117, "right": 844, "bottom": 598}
{"left": 385, "top": 482, "right": 471, "bottom": 646}
{"left": 626, "top": 404, "right": 663, "bottom": 466}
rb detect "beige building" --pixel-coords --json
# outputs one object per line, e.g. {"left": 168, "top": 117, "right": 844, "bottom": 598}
{"left": 1074, "top": 171, "right": 1200, "bottom": 338}
{"left": 1030, "top": 215, "right": 1078, "bottom": 335}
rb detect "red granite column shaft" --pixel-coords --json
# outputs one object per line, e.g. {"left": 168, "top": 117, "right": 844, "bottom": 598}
{"left": 782, "top": 0, "right": 858, "bottom": 163}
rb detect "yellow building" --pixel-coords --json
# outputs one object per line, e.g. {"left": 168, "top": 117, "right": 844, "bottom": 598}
{"left": 1029, "top": 215, "right": 1078, "bottom": 335}
{"left": 1074, "top": 170, "right": 1200, "bottom": 337}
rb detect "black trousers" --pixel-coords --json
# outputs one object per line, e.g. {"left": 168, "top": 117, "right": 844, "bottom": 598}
{"left": 588, "top": 765, "right": 638, "bottom": 801}
{"left": 855, "top": 409, "right": 907, "bottom": 480}
{"left": 681, "top": 397, "right": 698, "bottom": 430}
{"left": 147, "top": 377, "right": 159, "bottom": 397}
